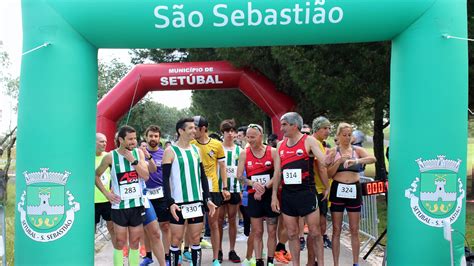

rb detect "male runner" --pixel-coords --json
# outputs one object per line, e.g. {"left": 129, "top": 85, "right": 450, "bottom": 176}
{"left": 191, "top": 115, "right": 231, "bottom": 266}
{"left": 94, "top": 133, "right": 115, "bottom": 245}
{"left": 95, "top": 125, "right": 149, "bottom": 266}
{"left": 162, "top": 117, "right": 217, "bottom": 266}
{"left": 271, "top": 112, "right": 327, "bottom": 266}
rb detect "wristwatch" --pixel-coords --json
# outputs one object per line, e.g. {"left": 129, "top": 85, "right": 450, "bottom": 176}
{"left": 222, "top": 187, "right": 228, "bottom": 191}
{"left": 131, "top": 160, "right": 139, "bottom": 166}
{"left": 147, "top": 155, "right": 153, "bottom": 161}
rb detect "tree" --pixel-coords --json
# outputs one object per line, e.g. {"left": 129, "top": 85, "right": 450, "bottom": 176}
{"left": 0, "top": 47, "right": 18, "bottom": 203}
{"left": 98, "top": 58, "right": 132, "bottom": 100}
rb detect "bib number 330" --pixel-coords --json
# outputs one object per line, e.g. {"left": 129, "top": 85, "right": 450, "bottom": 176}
{"left": 181, "top": 202, "right": 203, "bottom": 219}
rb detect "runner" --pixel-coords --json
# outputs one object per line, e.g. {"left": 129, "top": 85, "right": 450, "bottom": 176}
{"left": 271, "top": 112, "right": 327, "bottom": 266}
{"left": 191, "top": 115, "right": 231, "bottom": 266}
{"left": 326, "top": 123, "right": 376, "bottom": 266}
{"left": 162, "top": 117, "right": 218, "bottom": 266}
{"left": 237, "top": 123, "right": 280, "bottom": 266}
{"left": 217, "top": 119, "right": 242, "bottom": 263}
{"left": 94, "top": 133, "right": 115, "bottom": 247}
{"left": 140, "top": 125, "right": 168, "bottom": 266}
{"left": 307, "top": 116, "right": 332, "bottom": 265}
{"left": 95, "top": 125, "right": 149, "bottom": 266}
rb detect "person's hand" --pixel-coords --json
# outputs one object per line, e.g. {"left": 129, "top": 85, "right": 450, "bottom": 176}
{"left": 252, "top": 182, "right": 265, "bottom": 194}
{"left": 271, "top": 196, "right": 280, "bottom": 213}
{"left": 222, "top": 190, "right": 231, "bottom": 201}
{"left": 170, "top": 203, "right": 181, "bottom": 221}
{"left": 122, "top": 149, "right": 136, "bottom": 163}
{"left": 254, "top": 190, "right": 263, "bottom": 201}
{"left": 322, "top": 188, "right": 330, "bottom": 201}
{"left": 207, "top": 200, "right": 217, "bottom": 217}
{"left": 106, "top": 191, "right": 121, "bottom": 204}
{"left": 343, "top": 159, "right": 357, "bottom": 169}
{"left": 140, "top": 147, "right": 151, "bottom": 160}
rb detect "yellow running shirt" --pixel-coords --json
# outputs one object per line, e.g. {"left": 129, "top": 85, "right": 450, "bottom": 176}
{"left": 95, "top": 152, "right": 111, "bottom": 203}
{"left": 191, "top": 138, "right": 225, "bottom": 192}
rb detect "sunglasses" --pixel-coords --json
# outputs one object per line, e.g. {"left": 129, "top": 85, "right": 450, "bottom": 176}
{"left": 302, "top": 132, "right": 311, "bottom": 135}
{"left": 248, "top": 123, "right": 263, "bottom": 133}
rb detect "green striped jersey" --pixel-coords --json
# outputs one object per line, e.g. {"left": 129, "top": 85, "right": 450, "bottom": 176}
{"left": 170, "top": 145, "right": 204, "bottom": 204}
{"left": 110, "top": 148, "right": 144, "bottom": 209}
{"left": 219, "top": 145, "right": 242, "bottom": 193}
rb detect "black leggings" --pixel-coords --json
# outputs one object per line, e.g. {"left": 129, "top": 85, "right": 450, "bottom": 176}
{"left": 240, "top": 205, "right": 251, "bottom": 236}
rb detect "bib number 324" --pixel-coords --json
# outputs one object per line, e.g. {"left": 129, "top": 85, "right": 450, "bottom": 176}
{"left": 336, "top": 183, "right": 357, "bottom": 199}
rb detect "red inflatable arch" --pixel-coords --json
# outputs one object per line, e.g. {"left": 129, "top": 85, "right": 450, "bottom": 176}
{"left": 97, "top": 61, "right": 295, "bottom": 150}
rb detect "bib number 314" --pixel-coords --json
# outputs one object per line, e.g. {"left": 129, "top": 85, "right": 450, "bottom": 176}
{"left": 283, "top": 169, "right": 302, "bottom": 185}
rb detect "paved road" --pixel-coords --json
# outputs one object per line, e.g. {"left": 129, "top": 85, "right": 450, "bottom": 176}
{"left": 95, "top": 225, "right": 378, "bottom": 265}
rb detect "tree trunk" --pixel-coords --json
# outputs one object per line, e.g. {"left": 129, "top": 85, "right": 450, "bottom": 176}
{"left": 373, "top": 101, "right": 387, "bottom": 180}
{"left": 0, "top": 136, "right": 16, "bottom": 204}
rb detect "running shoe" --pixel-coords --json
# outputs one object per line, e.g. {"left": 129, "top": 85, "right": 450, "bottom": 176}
{"left": 213, "top": 259, "right": 221, "bottom": 266}
{"left": 250, "top": 257, "right": 257, "bottom": 266}
{"left": 236, "top": 233, "right": 248, "bottom": 242}
{"left": 304, "top": 224, "right": 309, "bottom": 234}
{"left": 183, "top": 250, "right": 192, "bottom": 261}
{"left": 218, "top": 250, "right": 223, "bottom": 263}
{"left": 229, "top": 250, "right": 241, "bottom": 263}
{"left": 140, "top": 245, "right": 146, "bottom": 258}
{"left": 200, "top": 239, "right": 213, "bottom": 249}
{"left": 323, "top": 235, "right": 332, "bottom": 249}
{"left": 223, "top": 220, "right": 228, "bottom": 230}
{"left": 242, "top": 258, "right": 251, "bottom": 266}
{"left": 238, "top": 219, "right": 244, "bottom": 227}
{"left": 284, "top": 251, "right": 292, "bottom": 262}
{"left": 274, "top": 251, "right": 289, "bottom": 264}
{"left": 299, "top": 236, "right": 306, "bottom": 251}
{"left": 140, "top": 257, "right": 154, "bottom": 266}
{"left": 122, "top": 246, "right": 129, "bottom": 257}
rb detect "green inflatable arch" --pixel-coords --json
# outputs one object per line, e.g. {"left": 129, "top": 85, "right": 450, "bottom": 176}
{"left": 16, "top": 0, "right": 468, "bottom": 265}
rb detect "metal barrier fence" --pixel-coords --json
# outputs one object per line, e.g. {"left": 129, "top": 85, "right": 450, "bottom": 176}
{"left": 341, "top": 176, "right": 379, "bottom": 252}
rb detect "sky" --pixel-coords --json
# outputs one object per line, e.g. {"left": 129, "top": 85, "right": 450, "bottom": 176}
{"left": 0, "top": 0, "right": 192, "bottom": 133}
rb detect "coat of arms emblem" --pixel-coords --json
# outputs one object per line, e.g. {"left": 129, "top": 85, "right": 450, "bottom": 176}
{"left": 17, "top": 168, "right": 80, "bottom": 242}
{"left": 405, "top": 156, "right": 464, "bottom": 227}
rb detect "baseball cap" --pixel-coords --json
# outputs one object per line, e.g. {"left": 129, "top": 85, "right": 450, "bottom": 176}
{"left": 193, "top": 116, "right": 209, "bottom": 128}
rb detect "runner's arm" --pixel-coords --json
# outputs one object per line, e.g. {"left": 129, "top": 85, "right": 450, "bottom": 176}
{"left": 162, "top": 147, "right": 175, "bottom": 207}
{"left": 200, "top": 163, "right": 211, "bottom": 200}
{"left": 271, "top": 142, "right": 283, "bottom": 199}
{"left": 236, "top": 150, "right": 249, "bottom": 186}
{"left": 326, "top": 148, "right": 340, "bottom": 178}
{"left": 267, "top": 147, "right": 280, "bottom": 190}
{"left": 95, "top": 153, "right": 119, "bottom": 203}
{"left": 135, "top": 149, "right": 150, "bottom": 181}
{"left": 146, "top": 155, "right": 158, "bottom": 173}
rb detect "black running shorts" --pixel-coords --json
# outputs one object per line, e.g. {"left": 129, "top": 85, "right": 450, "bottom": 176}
{"left": 95, "top": 202, "right": 112, "bottom": 224}
{"left": 281, "top": 187, "right": 318, "bottom": 217}
{"left": 111, "top": 206, "right": 145, "bottom": 227}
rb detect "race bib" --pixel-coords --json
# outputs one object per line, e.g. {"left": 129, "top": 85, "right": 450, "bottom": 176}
{"left": 226, "top": 166, "right": 237, "bottom": 179}
{"left": 100, "top": 173, "right": 109, "bottom": 187}
{"left": 117, "top": 171, "right": 142, "bottom": 200}
{"left": 147, "top": 187, "right": 164, "bottom": 199}
{"left": 283, "top": 169, "right": 302, "bottom": 185}
{"left": 120, "top": 183, "right": 141, "bottom": 200}
{"left": 336, "top": 183, "right": 357, "bottom": 199}
{"left": 251, "top": 174, "right": 270, "bottom": 185}
{"left": 181, "top": 202, "right": 203, "bottom": 219}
